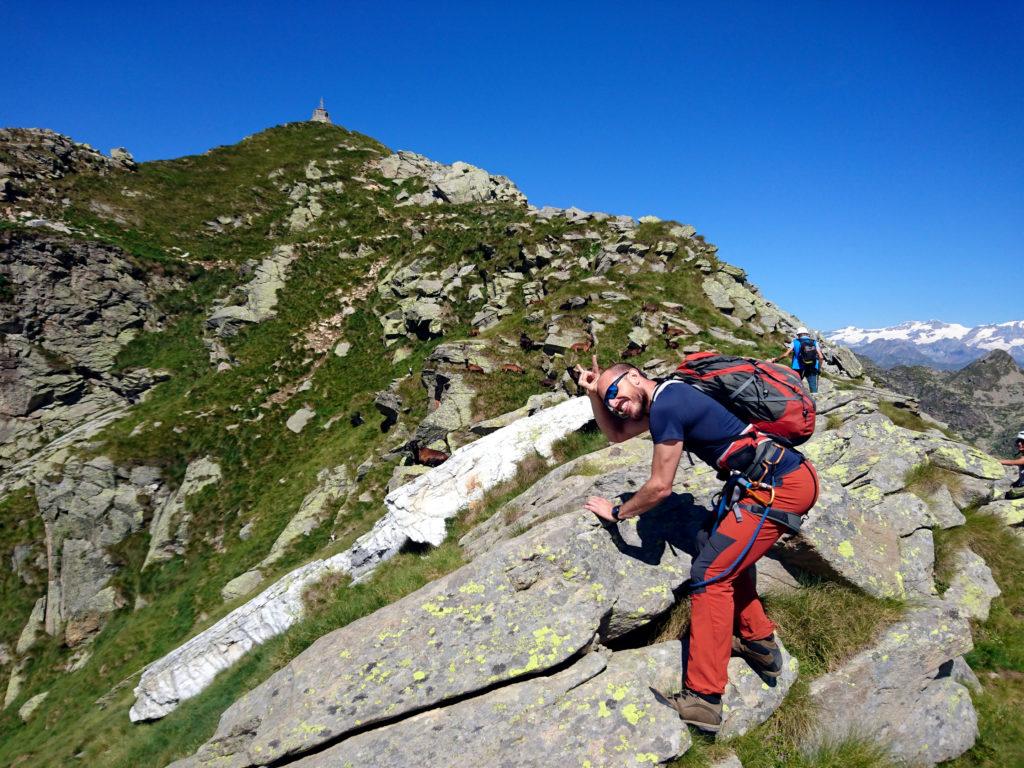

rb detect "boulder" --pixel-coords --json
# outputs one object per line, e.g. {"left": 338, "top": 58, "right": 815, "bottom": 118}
{"left": 827, "top": 345, "right": 863, "bottom": 378}
{"left": 774, "top": 477, "right": 904, "bottom": 598}
{"left": 18, "top": 690, "right": 48, "bottom": 723}
{"left": 285, "top": 407, "right": 316, "bottom": 433}
{"left": 14, "top": 596, "right": 46, "bottom": 655}
{"left": 702, "top": 279, "right": 734, "bottom": 311}
{"left": 923, "top": 484, "right": 967, "bottom": 528}
{"left": 716, "top": 639, "right": 799, "bottom": 738}
{"left": 925, "top": 440, "right": 1005, "bottom": 481}
{"left": 402, "top": 297, "right": 445, "bottom": 338}
{"left": 977, "top": 497, "right": 1024, "bottom": 526}
{"left": 899, "top": 528, "right": 936, "bottom": 596}
{"left": 220, "top": 570, "right": 264, "bottom": 603}
{"left": 415, "top": 373, "right": 475, "bottom": 443}
{"left": 805, "top": 603, "right": 975, "bottom": 767}
{"left": 3, "top": 660, "right": 25, "bottom": 709}
{"left": 542, "top": 327, "right": 590, "bottom": 354}
{"left": 942, "top": 548, "right": 1000, "bottom": 621}
{"left": 427, "top": 340, "right": 493, "bottom": 372}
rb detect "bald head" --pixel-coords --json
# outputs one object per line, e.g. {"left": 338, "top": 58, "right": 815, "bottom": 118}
{"left": 597, "top": 364, "right": 638, "bottom": 393}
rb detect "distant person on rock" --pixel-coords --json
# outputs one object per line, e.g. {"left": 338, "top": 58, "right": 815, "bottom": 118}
{"left": 771, "top": 327, "right": 825, "bottom": 393}
{"left": 577, "top": 357, "right": 819, "bottom": 734}
{"left": 1001, "top": 431, "right": 1024, "bottom": 500}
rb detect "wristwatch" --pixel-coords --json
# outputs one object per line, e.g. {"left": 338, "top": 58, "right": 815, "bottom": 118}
{"left": 611, "top": 504, "right": 623, "bottom": 521}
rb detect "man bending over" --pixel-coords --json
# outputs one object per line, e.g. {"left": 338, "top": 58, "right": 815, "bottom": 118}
{"left": 577, "top": 358, "right": 819, "bottom": 733}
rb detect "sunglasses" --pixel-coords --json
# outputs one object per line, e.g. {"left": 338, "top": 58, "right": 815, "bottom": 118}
{"left": 602, "top": 371, "right": 630, "bottom": 416}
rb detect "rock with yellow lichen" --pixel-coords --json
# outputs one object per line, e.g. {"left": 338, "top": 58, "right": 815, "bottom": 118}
{"left": 275, "top": 646, "right": 689, "bottom": 768}
{"left": 804, "top": 603, "right": 976, "bottom": 767}
{"left": 777, "top": 394, "right": 1004, "bottom": 600}
{"left": 168, "top": 506, "right": 706, "bottom": 768}
{"left": 942, "top": 548, "right": 1000, "bottom": 621}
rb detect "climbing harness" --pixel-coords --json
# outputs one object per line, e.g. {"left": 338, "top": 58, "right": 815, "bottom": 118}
{"left": 688, "top": 446, "right": 806, "bottom": 591}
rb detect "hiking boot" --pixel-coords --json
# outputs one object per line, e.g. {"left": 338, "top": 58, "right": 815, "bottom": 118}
{"left": 733, "top": 634, "right": 783, "bottom": 678}
{"left": 658, "top": 689, "right": 722, "bottom": 733}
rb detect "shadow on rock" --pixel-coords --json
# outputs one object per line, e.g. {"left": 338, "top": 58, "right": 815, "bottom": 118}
{"left": 600, "top": 491, "right": 712, "bottom": 565}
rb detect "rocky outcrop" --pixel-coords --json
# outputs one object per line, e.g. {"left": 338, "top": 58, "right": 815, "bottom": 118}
{"left": 0, "top": 230, "right": 161, "bottom": 472}
{"left": 169, "top": 502, "right": 797, "bottom": 768}
{"left": 375, "top": 151, "right": 527, "bottom": 206}
{"left": 0, "top": 128, "right": 134, "bottom": 204}
{"left": 143, "top": 457, "right": 222, "bottom": 568}
{"left": 130, "top": 555, "right": 341, "bottom": 722}
{"left": 943, "top": 548, "right": 1001, "bottom": 621}
{"left": 36, "top": 456, "right": 166, "bottom": 646}
{"left": 779, "top": 384, "right": 999, "bottom": 599}
{"left": 206, "top": 246, "right": 296, "bottom": 337}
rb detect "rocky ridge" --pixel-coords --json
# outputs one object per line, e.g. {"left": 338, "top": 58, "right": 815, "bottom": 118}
{"left": 868, "top": 349, "right": 1024, "bottom": 454}
{"left": 0, "top": 121, "right": 1017, "bottom": 767}
{"left": 168, "top": 378, "right": 1011, "bottom": 768}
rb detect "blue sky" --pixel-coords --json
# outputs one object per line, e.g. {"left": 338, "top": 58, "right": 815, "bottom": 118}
{"left": 4, "top": 1, "right": 1022, "bottom": 330}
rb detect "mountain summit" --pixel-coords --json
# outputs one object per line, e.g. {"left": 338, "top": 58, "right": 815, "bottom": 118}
{"left": 829, "top": 319, "right": 1024, "bottom": 369}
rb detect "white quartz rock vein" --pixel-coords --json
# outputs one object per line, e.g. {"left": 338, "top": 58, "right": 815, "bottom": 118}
{"left": 129, "top": 396, "right": 593, "bottom": 721}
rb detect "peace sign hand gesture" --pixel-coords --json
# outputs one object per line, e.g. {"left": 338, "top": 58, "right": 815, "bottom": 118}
{"left": 576, "top": 355, "right": 602, "bottom": 395}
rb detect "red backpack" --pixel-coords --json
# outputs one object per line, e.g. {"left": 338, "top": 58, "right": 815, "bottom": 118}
{"left": 669, "top": 351, "right": 816, "bottom": 446}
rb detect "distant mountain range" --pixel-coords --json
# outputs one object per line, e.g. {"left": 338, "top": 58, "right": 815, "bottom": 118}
{"left": 866, "top": 349, "right": 1024, "bottom": 454}
{"left": 828, "top": 320, "right": 1024, "bottom": 369}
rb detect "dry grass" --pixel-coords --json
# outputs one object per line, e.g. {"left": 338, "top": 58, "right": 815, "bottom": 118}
{"left": 903, "top": 460, "right": 963, "bottom": 499}
{"left": 302, "top": 571, "right": 352, "bottom": 614}
{"left": 766, "top": 580, "right": 903, "bottom": 678}
{"left": 462, "top": 452, "right": 547, "bottom": 529}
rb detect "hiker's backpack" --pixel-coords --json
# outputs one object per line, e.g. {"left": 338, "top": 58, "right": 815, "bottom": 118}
{"left": 796, "top": 335, "right": 818, "bottom": 367}
{"left": 670, "top": 352, "right": 816, "bottom": 446}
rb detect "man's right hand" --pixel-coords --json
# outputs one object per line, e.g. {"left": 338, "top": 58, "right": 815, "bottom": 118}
{"left": 576, "top": 355, "right": 602, "bottom": 395}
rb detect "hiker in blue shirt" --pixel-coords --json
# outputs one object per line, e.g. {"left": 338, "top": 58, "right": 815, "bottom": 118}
{"left": 771, "top": 327, "right": 825, "bottom": 393}
{"left": 1001, "top": 431, "right": 1024, "bottom": 500}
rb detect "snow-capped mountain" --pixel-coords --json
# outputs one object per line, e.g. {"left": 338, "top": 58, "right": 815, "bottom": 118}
{"left": 828, "top": 320, "right": 1024, "bottom": 369}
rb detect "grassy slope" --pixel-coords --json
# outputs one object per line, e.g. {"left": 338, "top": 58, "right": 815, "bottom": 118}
{"left": 936, "top": 511, "right": 1024, "bottom": 768}
{"left": 0, "top": 122, "right": 788, "bottom": 765}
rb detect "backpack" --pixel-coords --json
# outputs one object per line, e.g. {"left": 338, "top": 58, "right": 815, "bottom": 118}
{"left": 669, "top": 351, "right": 817, "bottom": 446}
{"left": 796, "top": 335, "right": 818, "bottom": 367}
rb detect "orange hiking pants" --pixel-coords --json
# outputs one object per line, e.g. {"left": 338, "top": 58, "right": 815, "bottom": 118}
{"left": 685, "top": 460, "right": 819, "bottom": 695}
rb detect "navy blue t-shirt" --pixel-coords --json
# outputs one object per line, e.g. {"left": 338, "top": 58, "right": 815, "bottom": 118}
{"left": 648, "top": 380, "right": 801, "bottom": 477}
